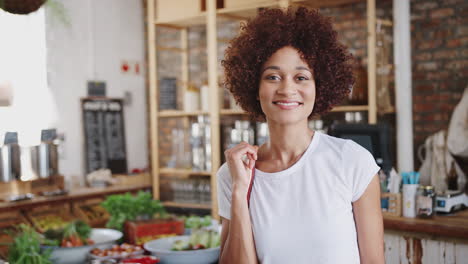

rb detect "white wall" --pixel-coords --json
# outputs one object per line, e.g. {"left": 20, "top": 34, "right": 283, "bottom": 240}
{"left": 45, "top": 0, "right": 148, "bottom": 184}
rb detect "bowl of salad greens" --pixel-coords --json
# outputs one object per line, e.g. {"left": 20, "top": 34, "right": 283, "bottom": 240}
{"left": 181, "top": 215, "right": 215, "bottom": 235}
{"left": 144, "top": 229, "right": 220, "bottom": 264}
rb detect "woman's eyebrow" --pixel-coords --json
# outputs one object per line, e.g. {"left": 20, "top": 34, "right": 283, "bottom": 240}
{"left": 261, "top": 65, "right": 280, "bottom": 73}
{"left": 261, "top": 65, "right": 312, "bottom": 73}
{"left": 296, "top": 66, "right": 312, "bottom": 73}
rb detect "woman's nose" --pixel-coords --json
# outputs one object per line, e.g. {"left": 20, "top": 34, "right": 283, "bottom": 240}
{"left": 276, "top": 78, "right": 297, "bottom": 96}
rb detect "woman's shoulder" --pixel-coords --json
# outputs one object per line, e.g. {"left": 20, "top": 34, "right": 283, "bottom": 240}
{"left": 314, "top": 132, "right": 348, "bottom": 152}
{"left": 315, "top": 132, "right": 372, "bottom": 160}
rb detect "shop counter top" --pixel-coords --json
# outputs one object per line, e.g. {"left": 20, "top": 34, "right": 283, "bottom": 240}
{"left": 0, "top": 183, "right": 151, "bottom": 213}
{"left": 384, "top": 209, "right": 468, "bottom": 240}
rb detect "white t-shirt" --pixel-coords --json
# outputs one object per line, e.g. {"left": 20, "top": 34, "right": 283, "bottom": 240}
{"left": 217, "top": 131, "right": 380, "bottom": 264}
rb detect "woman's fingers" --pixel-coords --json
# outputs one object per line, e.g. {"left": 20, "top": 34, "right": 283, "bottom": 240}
{"left": 225, "top": 142, "right": 258, "bottom": 161}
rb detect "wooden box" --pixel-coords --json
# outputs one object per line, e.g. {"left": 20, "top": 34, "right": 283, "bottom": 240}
{"left": 124, "top": 218, "right": 184, "bottom": 245}
{"left": 72, "top": 198, "right": 109, "bottom": 228}
{"left": 381, "top": 192, "right": 401, "bottom": 217}
{"left": 0, "top": 210, "right": 31, "bottom": 259}
{"left": 24, "top": 203, "right": 75, "bottom": 233}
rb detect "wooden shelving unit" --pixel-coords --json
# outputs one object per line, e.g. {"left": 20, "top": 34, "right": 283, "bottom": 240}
{"left": 162, "top": 201, "right": 212, "bottom": 210}
{"left": 158, "top": 110, "right": 209, "bottom": 118}
{"left": 159, "top": 168, "right": 212, "bottom": 176}
{"left": 147, "top": 0, "right": 390, "bottom": 218}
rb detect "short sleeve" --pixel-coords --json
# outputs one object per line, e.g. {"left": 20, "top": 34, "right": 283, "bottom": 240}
{"left": 342, "top": 140, "right": 381, "bottom": 202}
{"left": 216, "top": 163, "right": 232, "bottom": 220}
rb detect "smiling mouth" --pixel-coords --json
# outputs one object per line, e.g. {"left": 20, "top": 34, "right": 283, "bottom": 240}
{"left": 273, "top": 101, "right": 303, "bottom": 106}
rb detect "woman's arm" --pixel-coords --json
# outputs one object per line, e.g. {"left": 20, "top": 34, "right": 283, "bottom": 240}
{"left": 219, "top": 189, "right": 258, "bottom": 264}
{"left": 352, "top": 174, "right": 385, "bottom": 264}
{"left": 219, "top": 142, "right": 259, "bottom": 264}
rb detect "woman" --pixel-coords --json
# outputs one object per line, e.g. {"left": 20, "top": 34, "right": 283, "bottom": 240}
{"left": 217, "top": 6, "right": 384, "bottom": 264}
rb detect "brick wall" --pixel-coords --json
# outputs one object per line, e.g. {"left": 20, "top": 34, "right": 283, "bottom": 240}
{"left": 411, "top": 0, "right": 467, "bottom": 168}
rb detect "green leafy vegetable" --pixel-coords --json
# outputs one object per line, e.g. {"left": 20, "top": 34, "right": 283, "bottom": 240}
{"left": 101, "top": 191, "right": 167, "bottom": 230}
{"left": 43, "top": 220, "right": 92, "bottom": 247}
{"left": 181, "top": 215, "right": 213, "bottom": 229}
{"left": 172, "top": 229, "right": 220, "bottom": 251}
{"left": 7, "top": 224, "right": 53, "bottom": 264}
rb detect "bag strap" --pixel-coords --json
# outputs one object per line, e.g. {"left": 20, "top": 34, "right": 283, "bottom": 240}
{"left": 247, "top": 168, "right": 255, "bottom": 208}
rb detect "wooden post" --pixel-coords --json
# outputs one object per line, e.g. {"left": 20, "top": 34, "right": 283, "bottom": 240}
{"left": 367, "top": 0, "right": 377, "bottom": 124}
{"left": 206, "top": 0, "right": 220, "bottom": 219}
{"left": 147, "top": 0, "right": 160, "bottom": 199}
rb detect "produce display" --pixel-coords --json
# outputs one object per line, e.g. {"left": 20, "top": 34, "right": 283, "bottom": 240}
{"left": 101, "top": 191, "right": 167, "bottom": 230}
{"left": 180, "top": 215, "right": 212, "bottom": 229}
{"left": 79, "top": 204, "right": 109, "bottom": 222}
{"left": 89, "top": 243, "right": 143, "bottom": 259}
{"left": 172, "top": 229, "right": 220, "bottom": 251}
{"left": 43, "top": 220, "right": 94, "bottom": 247}
{"left": 30, "top": 215, "right": 68, "bottom": 232}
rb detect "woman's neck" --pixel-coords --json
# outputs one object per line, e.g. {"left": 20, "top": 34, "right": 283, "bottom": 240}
{"left": 258, "top": 120, "right": 314, "bottom": 167}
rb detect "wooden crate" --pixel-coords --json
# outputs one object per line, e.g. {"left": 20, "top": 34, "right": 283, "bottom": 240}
{"left": 381, "top": 192, "right": 401, "bottom": 217}
{"left": 124, "top": 218, "right": 184, "bottom": 245}
{"left": 23, "top": 202, "right": 75, "bottom": 233}
{"left": 0, "top": 210, "right": 31, "bottom": 259}
{"left": 72, "top": 198, "right": 109, "bottom": 228}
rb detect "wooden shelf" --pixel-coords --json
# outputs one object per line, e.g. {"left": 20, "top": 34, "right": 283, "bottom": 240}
{"left": 330, "top": 105, "right": 369, "bottom": 112}
{"left": 0, "top": 183, "right": 152, "bottom": 213}
{"left": 159, "top": 168, "right": 212, "bottom": 176}
{"left": 162, "top": 201, "right": 212, "bottom": 210}
{"left": 156, "top": 45, "right": 187, "bottom": 53}
{"left": 155, "top": 12, "right": 206, "bottom": 28}
{"left": 220, "top": 109, "right": 247, "bottom": 115}
{"left": 217, "top": 2, "right": 278, "bottom": 19}
{"left": 158, "top": 110, "right": 209, "bottom": 118}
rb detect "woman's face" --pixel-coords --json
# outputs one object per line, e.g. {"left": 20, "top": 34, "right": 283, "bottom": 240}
{"left": 259, "top": 46, "right": 316, "bottom": 126}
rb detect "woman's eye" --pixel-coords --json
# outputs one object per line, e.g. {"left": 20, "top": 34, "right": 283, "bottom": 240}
{"left": 297, "top": 76, "right": 308, "bottom": 81}
{"left": 266, "top": 75, "right": 280, "bottom": 80}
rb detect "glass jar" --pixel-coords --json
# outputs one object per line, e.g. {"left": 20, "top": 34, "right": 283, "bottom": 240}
{"left": 416, "top": 185, "right": 436, "bottom": 218}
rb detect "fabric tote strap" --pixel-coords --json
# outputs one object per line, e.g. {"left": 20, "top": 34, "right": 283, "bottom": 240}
{"left": 247, "top": 168, "right": 255, "bottom": 208}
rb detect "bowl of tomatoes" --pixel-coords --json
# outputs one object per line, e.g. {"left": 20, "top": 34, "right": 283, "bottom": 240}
{"left": 43, "top": 226, "right": 123, "bottom": 264}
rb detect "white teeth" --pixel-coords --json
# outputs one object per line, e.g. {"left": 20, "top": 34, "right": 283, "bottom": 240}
{"left": 275, "top": 102, "right": 299, "bottom": 106}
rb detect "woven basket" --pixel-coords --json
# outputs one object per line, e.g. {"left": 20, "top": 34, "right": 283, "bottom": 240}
{"left": 0, "top": 0, "right": 46, "bottom": 15}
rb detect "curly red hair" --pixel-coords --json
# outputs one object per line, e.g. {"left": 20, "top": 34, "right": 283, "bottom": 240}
{"left": 222, "top": 6, "right": 355, "bottom": 120}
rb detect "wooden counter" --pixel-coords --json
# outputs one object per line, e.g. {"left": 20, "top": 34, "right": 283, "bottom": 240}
{"left": 0, "top": 183, "right": 151, "bottom": 213}
{"left": 384, "top": 209, "right": 468, "bottom": 240}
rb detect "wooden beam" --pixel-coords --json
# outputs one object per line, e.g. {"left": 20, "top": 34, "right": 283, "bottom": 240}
{"left": 207, "top": 0, "right": 220, "bottom": 220}
{"left": 147, "top": 0, "right": 160, "bottom": 199}
{"left": 367, "top": 0, "right": 377, "bottom": 124}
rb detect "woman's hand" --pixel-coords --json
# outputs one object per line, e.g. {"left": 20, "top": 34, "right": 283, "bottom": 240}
{"left": 224, "top": 142, "right": 258, "bottom": 191}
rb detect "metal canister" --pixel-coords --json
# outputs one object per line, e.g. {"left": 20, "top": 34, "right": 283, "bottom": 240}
{"left": 30, "top": 141, "right": 58, "bottom": 178}
{"left": 416, "top": 185, "right": 436, "bottom": 218}
{"left": 0, "top": 143, "right": 21, "bottom": 182}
